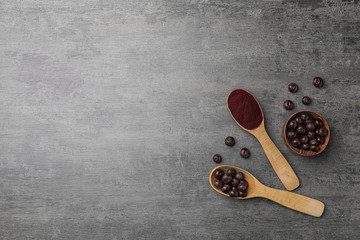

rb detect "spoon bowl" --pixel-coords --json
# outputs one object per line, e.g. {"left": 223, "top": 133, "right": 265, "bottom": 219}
{"left": 209, "top": 165, "right": 260, "bottom": 199}
{"left": 227, "top": 89, "right": 300, "bottom": 191}
{"left": 209, "top": 165, "right": 325, "bottom": 217}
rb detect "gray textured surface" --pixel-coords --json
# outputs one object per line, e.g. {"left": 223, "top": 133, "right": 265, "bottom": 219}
{"left": 1, "top": 0, "right": 360, "bottom": 239}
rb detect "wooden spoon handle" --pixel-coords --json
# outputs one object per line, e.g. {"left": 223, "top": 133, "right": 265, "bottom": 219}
{"left": 255, "top": 129, "right": 300, "bottom": 191}
{"left": 260, "top": 186, "right": 325, "bottom": 217}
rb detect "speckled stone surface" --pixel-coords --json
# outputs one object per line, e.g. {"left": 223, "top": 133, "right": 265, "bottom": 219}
{"left": 0, "top": 0, "right": 359, "bottom": 239}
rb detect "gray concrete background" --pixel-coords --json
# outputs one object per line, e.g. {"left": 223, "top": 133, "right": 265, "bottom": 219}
{"left": 0, "top": 0, "right": 359, "bottom": 239}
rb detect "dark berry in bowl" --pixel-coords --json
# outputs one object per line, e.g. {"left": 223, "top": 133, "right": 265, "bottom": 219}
{"left": 314, "top": 119, "right": 323, "bottom": 128}
{"left": 310, "top": 145, "right": 320, "bottom": 152}
{"left": 231, "top": 178, "right": 240, "bottom": 187}
{"left": 235, "top": 172, "right": 244, "bottom": 181}
{"left": 287, "top": 120, "right": 298, "bottom": 130}
{"left": 296, "top": 125, "right": 306, "bottom": 135}
{"left": 213, "top": 179, "right": 223, "bottom": 189}
{"left": 237, "top": 180, "right": 248, "bottom": 192}
{"left": 221, "top": 184, "right": 231, "bottom": 193}
{"left": 291, "top": 138, "right": 302, "bottom": 148}
{"left": 316, "top": 137, "right": 325, "bottom": 144}
{"left": 300, "top": 135, "right": 309, "bottom": 144}
{"left": 226, "top": 168, "right": 236, "bottom": 177}
{"left": 301, "top": 143, "right": 310, "bottom": 150}
{"left": 309, "top": 139, "right": 318, "bottom": 146}
{"left": 287, "top": 130, "right": 297, "bottom": 139}
{"left": 295, "top": 117, "right": 303, "bottom": 125}
{"left": 229, "top": 189, "right": 239, "bottom": 197}
{"left": 213, "top": 169, "right": 224, "bottom": 180}
{"left": 222, "top": 174, "right": 232, "bottom": 184}
{"left": 317, "top": 127, "right": 328, "bottom": 137}
{"left": 307, "top": 131, "right": 316, "bottom": 140}
{"left": 306, "top": 122, "right": 316, "bottom": 131}
{"left": 300, "top": 113, "right": 310, "bottom": 121}
{"left": 239, "top": 191, "right": 247, "bottom": 197}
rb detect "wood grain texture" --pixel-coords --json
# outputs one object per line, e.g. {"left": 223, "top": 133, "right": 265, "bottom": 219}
{"left": 260, "top": 185, "right": 325, "bottom": 217}
{"left": 253, "top": 124, "right": 300, "bottom": 191}
{"left": 0, "top": 0, "right": 360, "bottom": 239}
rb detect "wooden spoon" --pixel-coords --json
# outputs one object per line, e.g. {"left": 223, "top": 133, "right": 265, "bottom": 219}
{"left": 227, "top": 89, "right": 300, "bottom": 191}
{"left": 209, "top": 165, "right": 325, "bottom": 217}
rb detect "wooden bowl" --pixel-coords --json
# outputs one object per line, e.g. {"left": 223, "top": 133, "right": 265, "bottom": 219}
{"left": 282, "top": 111, "right": 330, "bottom": 156}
